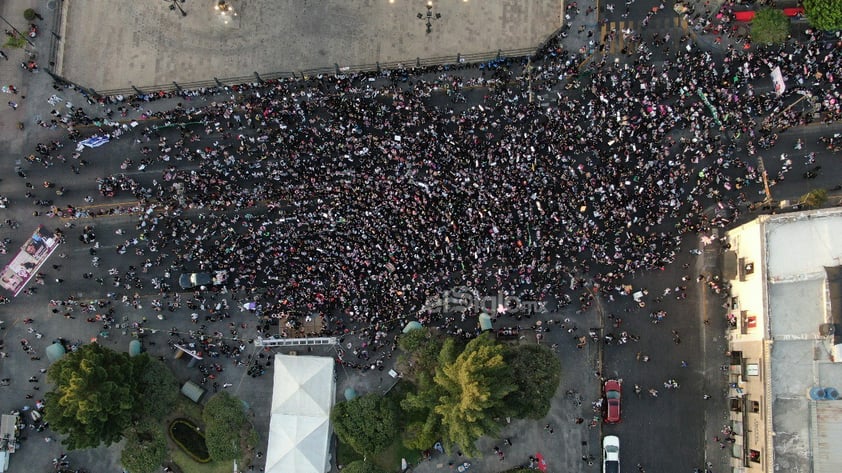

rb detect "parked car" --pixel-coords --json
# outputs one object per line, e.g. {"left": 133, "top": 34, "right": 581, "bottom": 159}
{"left": 179, "top": 270, "right": 228, "bottom": 289}
{"left": 604, "top": 379, "right": 622, "bottom": 423}
{"left": 603, "top": 435, "right": 620, "bottom": 473}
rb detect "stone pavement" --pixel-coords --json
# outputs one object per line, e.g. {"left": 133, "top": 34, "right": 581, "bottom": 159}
{"left": 57, "top": 0, "right": 564, "bottom": 92}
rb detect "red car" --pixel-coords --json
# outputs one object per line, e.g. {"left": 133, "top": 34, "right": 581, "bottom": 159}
{"left": 604, "top": 379, "right": 622, "bottom": 423}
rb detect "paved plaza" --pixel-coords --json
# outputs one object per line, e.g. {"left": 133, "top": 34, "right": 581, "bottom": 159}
{"left": 57, "top": 0, "right": 563, "bottom": 91}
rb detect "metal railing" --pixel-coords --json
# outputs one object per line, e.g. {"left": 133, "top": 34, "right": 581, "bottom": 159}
{"left": 84, "top": 46, "right": 538, "bottom": 99}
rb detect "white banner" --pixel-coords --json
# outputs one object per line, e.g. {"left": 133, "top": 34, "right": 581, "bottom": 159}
{"left": 771, "top": 66, "right": 786, "bottom": 96}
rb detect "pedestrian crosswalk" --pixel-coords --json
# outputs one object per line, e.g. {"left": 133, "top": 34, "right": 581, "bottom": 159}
{"left": 599, "top": 16, "right": 690, "bottom": 54}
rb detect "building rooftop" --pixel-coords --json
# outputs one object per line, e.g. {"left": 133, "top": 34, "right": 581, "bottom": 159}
{"left": 761, "top": 209, "right": 842, "bottom": 473}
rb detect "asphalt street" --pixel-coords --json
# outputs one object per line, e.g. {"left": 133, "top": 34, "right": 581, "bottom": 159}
{"left": 0, "top": 2, "right": 840, "bottom": 473}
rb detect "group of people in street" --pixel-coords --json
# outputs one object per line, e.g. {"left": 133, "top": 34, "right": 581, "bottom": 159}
{"left": 1, "top": 2, "right": 840, "bottom": 471}
{"left": 7, "top": 0, "right": 836, "bottom": 375}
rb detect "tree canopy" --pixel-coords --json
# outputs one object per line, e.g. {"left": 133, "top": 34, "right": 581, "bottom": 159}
{"left": 433, "top": 333, "right": 516, "bottom": 456}
{"left": 803, "top": 0, "right": 842, "bottom": 31}
{"left": 331, "top": 393, "right": 399, "bottom": 457}
{"left": 400, "top": 337, "right": 460, "bottom": 451}
{"left": 202, "top": 392, "right": 247, "bottom": 461}
{"left": 342, "top": 460, "right": 388, "bottom": 473}
{"left": 800, "top": 188, "right": 829, "bottom": 208}
{"left": 397, "top": 327, "right": 444, "bottom": 381}
{"left": 505, "top": 344, "right": 561, "bottom": 419}
{"left": 751, "top": 8, "right": 791, "bottom": 44}
{"left": 134, "top": 355, "right": 179, "bottom": 419}
{"left": 45, "top": 344, "right": 143, "bottom": 449}
{"left": 121, "top": 422, "right": 168, "bottom": 473}
{"left": 398, "top": 334, "right": 563, "bottom": 456}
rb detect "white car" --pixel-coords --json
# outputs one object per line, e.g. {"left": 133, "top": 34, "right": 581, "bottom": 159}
{"left": 603, "top": 435, "right": 620, "bottom": 473}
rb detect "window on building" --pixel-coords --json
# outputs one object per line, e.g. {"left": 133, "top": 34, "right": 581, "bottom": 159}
{"left": 750, "top": 450, "right": 761, "bottom": 463}
{"left": 752, "top": 401, "right": 760, "bottom": 413}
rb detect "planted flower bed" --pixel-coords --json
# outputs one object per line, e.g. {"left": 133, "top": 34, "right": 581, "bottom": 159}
{"left": 169, "top": 418, "right": 211, "bottom": 463}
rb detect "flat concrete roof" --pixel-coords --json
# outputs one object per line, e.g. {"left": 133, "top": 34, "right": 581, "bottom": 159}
{"left": 812, "top": 402, "right": 842, "bottom": 473}
{"left": 58, "top": 0, "right": 563, "bottom": 92}
{"left": 768, "top": 278, "right": 825, "bottom": 339}
{"left": 761, "top": 209, "right": 842, "bottom": 473}
{"left": 765, "top": 211, "right": 842, "bottom": 282}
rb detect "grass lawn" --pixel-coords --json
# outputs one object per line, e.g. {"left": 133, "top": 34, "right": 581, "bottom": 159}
{"left": 163, "top": 396, "right": 253, "bottom": 473}
{"left": 336, "top": 438, "right": 363, "bottom": 466}
{"left": 169, "top": 448, "right": 235, "bottom": 473}
{"left": 374, "top": 438, "right": 423, "bottom": 472}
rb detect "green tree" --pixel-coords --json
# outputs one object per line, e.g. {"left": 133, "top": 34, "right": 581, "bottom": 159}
{"left": 45, "top": 344, "right": 142, "bottom": 449}
{"left": 202, "top": 392, "right": 247, "bottom": 461}
{"left": 751, "top": 8, "right": 790, "bottom": 44}
{"left": 399, "top": 337, "right": 460, "bottom": 451}
{"left": 134, "top": 355, "right": 179, "bottom": 420}
{"left": 799, "top": 188, "right": 829, "bottom": 208}
{"left": 331, "top": 393, "right": 399, "bottom": 457}
{"left": 433, "top": 333, "right": 516, "bottom": 456}
{"left": 803, "top": 0, "right": 842, "bottom": 31}
{"left": 400, "top": 370, "right": 445, "bottom": 451}
{"left": 397, "top": 327, "right": 443, "bottom": 381}
{"left": 342, "top": 460, "right": 388, "bottom": 473}
{"left": 121, "top": 422, "right": 167, "bottom": 473}
{"left": 505, "top": 344, "right": 561, "bottom": 419}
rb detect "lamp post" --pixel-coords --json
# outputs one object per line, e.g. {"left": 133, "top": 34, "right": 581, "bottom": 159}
{"left": 417, "top": 1, "right": 441, "bottom": 34}
{"left": 164, "top": 0, "right": 187, "bottom": 17}
{"left": 215, "top": 1, "right": 237, "bottom": 24}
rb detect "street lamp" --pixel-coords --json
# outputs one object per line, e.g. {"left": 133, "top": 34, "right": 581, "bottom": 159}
{"left": 164, "top": 0, "right": 187, "bottom": 17}
{"left": 417, "top": 1, "right": 441, "bottom": 34}
{"left": 215, "top": 0, "right": 237, "bottom": 24}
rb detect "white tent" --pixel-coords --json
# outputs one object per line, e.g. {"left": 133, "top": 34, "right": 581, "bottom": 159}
{"left": 266, "top": 354, "right": 336, "bottom": 473}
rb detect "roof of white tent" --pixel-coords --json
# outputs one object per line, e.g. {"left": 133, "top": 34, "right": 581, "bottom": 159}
{"left": 266, "top": 354, "right": 336, "bottom": 473}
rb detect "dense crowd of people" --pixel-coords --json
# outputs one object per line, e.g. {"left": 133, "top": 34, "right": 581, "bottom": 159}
{"left": 1, "top": 3, "right": 840, "bottom": 473}
{"left": 33, "top": 8, "right": 834, "bottom": 360}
